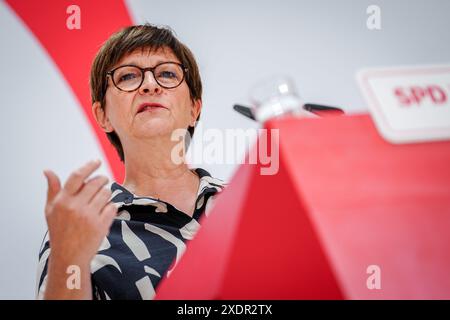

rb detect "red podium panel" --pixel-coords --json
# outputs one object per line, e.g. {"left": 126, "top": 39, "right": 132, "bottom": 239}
{"left": 156, "top": 113, "right": 450, "bottom": 299}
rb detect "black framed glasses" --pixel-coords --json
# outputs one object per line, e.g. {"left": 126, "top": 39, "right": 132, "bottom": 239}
{"left": 106, "top": 62, "right": 188, "bottom": 92}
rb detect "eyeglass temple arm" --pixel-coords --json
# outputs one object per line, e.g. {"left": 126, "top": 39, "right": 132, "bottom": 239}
{"left": 233, "top": 103, "right": 344, "bottom": 121}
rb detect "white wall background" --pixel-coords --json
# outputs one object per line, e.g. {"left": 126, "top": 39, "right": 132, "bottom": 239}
{"left": 1, "top": 0, "right": 449, "bottom": 299}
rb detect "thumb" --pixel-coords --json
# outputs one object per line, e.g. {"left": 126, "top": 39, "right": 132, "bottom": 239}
{"left": 43, "top": 169, "right": 61, "bottom": 204}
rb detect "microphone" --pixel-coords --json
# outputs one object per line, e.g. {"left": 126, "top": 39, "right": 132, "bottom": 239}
{"left": 233, "top": 103, "right": 344, "bottom": 121}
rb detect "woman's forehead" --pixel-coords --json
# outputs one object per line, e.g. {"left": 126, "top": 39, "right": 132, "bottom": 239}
{"left": 116, "top": 47, "right": 180, "bottom": 67}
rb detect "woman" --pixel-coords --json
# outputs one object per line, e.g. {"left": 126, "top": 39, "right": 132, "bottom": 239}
{"left": 37, "top": 24, "right": 225, "bottom": 300}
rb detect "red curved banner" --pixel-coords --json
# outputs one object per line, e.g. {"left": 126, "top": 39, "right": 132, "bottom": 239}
{"left": 6, "top": 0, "right": 134, "bottom": 182}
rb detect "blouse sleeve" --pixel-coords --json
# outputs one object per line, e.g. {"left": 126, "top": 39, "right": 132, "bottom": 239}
{"left": 35, "top": 231, "right": 50, "bottom": 300}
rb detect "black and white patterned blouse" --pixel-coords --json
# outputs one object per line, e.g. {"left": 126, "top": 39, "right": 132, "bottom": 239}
{"left": 36, "top": 168, "right": 225, "bottom": 300}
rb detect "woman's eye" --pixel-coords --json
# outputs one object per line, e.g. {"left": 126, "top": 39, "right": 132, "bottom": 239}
{"left": 159, "top": 71, "right": 177, "bottom": 79}
{"left": 118, "top": 73, "right": 138, "bottom": 82}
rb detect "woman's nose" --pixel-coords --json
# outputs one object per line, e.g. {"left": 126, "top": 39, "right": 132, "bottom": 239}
{"left": 138, "top": 71, "right": 162, "bottom": 95}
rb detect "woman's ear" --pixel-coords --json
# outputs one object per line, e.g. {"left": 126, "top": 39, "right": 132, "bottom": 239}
{"left": 92, "top": 101, "right": 114, "bottom": 132}
{"left": 190, "top": 99, "right": 202, "bottom": 127}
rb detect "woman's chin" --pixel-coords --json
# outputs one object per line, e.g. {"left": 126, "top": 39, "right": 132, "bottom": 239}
{"left": 134, "top": 120, "right": 173, "bottom": 138}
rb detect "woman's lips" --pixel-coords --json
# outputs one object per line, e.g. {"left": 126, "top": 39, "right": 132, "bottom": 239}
{"left": 137, "top": 103, "right": 167, "bottom": 114}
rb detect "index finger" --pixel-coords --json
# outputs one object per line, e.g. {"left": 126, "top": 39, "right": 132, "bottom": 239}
{"left": 63, "top": 159, "right": 102, "bottom": 195}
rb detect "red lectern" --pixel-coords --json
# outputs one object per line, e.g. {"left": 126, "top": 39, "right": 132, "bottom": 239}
{"left": 156, "top": 113, "right": 450, "bottom": 299}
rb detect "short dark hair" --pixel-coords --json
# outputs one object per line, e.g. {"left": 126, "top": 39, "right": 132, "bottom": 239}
{"left": 90, "top": 23, "right": 202, "bottom": 162}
